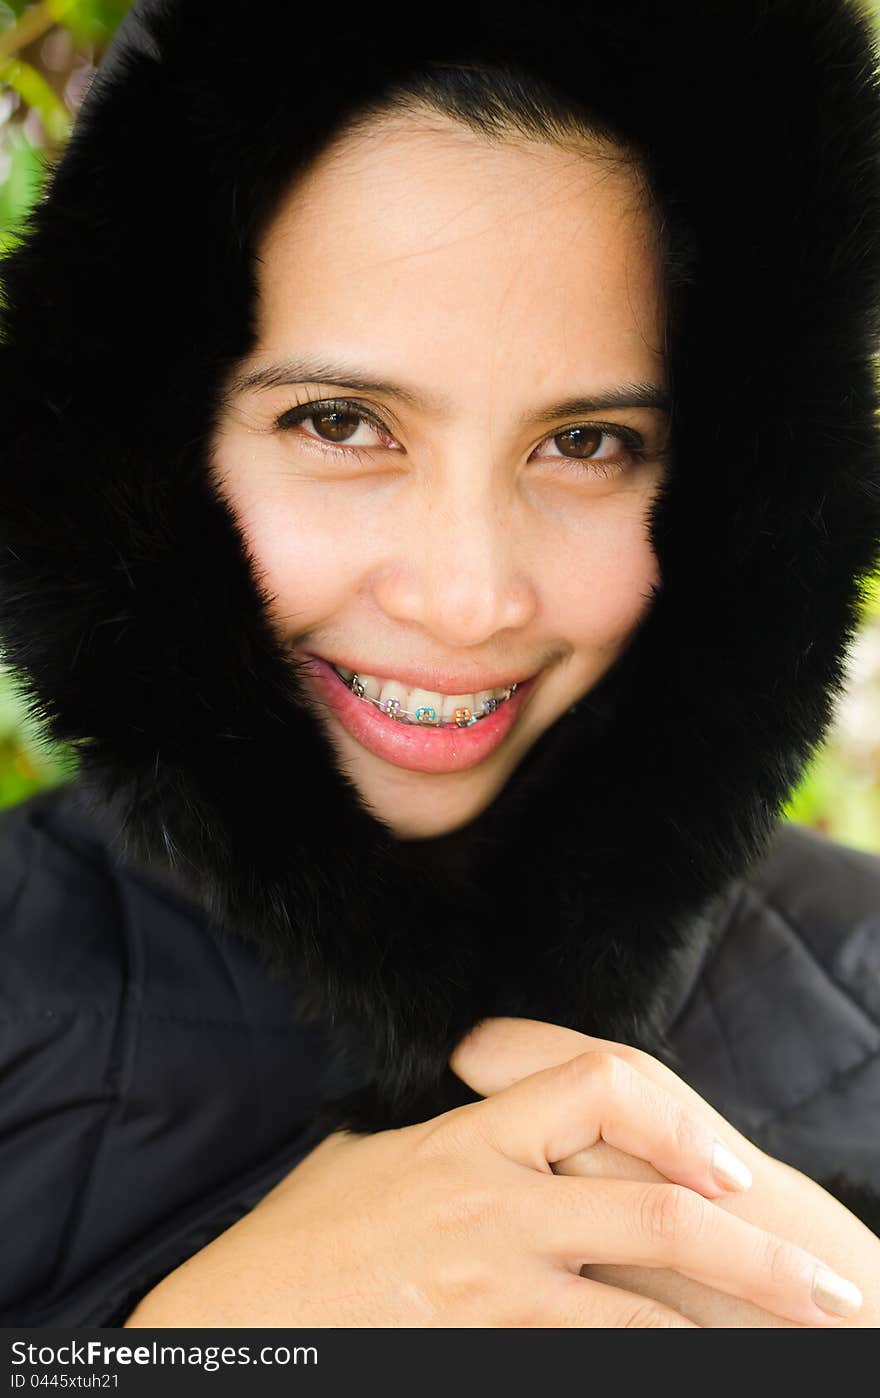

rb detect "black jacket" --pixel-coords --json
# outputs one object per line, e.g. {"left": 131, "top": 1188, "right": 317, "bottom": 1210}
{"left": 1, "top": 775, "right": 879, "bottom": 1326}
{"left": 1, "top": 0, "right": 880, "bottom": 1325}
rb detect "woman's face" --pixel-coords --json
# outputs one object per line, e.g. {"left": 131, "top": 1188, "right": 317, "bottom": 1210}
{"left": 210, "top": 112, "right": 670, "bottom": 839}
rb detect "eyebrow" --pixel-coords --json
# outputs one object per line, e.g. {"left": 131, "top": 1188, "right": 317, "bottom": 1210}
{"left": 229, "top": 354, "right": 670, "bottom": 423}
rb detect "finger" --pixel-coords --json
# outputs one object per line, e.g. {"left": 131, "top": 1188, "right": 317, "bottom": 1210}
{"left": 451, "top": 1016, "right": 598, "bottom": 1092}
{"left": 546, "top": 1272, "right": 700, "bottom": 1328}
{"left": 451, "top": 1016, "right": 755, "bottom": 1156}
{"left": 529, "top": 1175, "right": 864, "bottom": 1327}
{"left": 553, "top": 1139, "right": 666, "bottom": 1184}
{"left": 474, "top": 1048, "right": 752, "bottom": 1198}
{"left": 454, "top": 1016, "right": 704, "bottom": 1107}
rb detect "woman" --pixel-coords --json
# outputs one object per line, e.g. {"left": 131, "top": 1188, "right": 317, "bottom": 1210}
{"left": 0, "top": 0, "right": 879, "bottom": 1326}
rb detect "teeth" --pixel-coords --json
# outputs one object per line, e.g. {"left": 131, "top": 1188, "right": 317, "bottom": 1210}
{"left": 332, "top": 665, "right": 514, "bottom": 725}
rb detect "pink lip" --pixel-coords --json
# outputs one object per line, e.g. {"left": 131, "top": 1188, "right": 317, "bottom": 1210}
{"left": 297, "top": 654, "right": 539, "bottom": 774}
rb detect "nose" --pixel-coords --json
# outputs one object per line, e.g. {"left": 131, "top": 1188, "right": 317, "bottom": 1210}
{"left": 370, "top": 458, "right": 538, "bottom": 648}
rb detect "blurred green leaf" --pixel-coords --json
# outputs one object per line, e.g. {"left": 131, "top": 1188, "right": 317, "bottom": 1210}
{"left": 0, "top": 124, "right": 45, "bottom": 232}
{"left": 0, "top": 3, "right": 31, "bottom": 24}
{"left": 784, "top": 751, "right": 880, "bottom": 852}
{"left": 0, "top": 665, "right": 77, "bottom": 809}
{"left": 861, "top": 567, "right": 880, "bottom": 620}
{"left": 0, "top": 56, "right": 70, "bottom": 140}
{"left": 61, "top": 0, "right": 131, "bottom": 44}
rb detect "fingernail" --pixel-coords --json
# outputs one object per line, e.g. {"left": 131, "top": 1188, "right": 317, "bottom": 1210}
{"left": 812, "top": 1267, "right": 863, "bottom": 1319}
{"left": 711, "top": 1141, "right": 753, "bottom": 1191}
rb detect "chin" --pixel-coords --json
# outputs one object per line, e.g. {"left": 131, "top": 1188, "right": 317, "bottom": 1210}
{"left": 354, "top": 762, "right": 507, "bottom": 840}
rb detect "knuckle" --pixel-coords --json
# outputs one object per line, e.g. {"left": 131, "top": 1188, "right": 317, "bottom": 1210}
{"left": 639, "top": 1184, "right": 703, "bottom": 1252}
{"left": 613, "top": 1041, "right": 676, "bottom": 1089}
{"left": 607, "top": 1041, "right": 643, "bottom": 1070}
{"left": 761, "top": 1233, "right": 798, "bottom": 1289}
{"left": 562, "top": 1048, "right": 628, "bottom": 1097}
{"left": 671, "top": 1107, "right": 703, "bottom": 1158}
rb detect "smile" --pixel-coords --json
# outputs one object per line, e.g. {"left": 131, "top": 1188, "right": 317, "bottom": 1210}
{"left": 331, "top": 664, "right": 518, "bottom": 728}
{"left": 298, "top": 654, "right": 540, "bottom": 775}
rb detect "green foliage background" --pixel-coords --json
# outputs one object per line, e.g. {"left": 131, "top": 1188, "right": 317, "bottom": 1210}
{"left": 1, "top": 0, "right": 879, "bottom": 851}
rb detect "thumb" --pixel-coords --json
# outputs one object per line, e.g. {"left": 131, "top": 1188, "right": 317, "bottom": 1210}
{"left": 450, "top": 1015, "right": 602, "bottom": 1096}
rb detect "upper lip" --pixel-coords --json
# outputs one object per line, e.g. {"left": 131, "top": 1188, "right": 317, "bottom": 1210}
{"left": 307, "top": 654, "right": 537, "bottom": 696}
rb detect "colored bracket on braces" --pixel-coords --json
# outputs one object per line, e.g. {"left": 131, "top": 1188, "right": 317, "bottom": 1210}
{"left": 348, "top": 675, "right": 514, "bottom": 727}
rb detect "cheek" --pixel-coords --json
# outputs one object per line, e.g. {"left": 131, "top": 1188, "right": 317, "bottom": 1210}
{"left": 251, "top": 504, "right": 364, "bottom": 630}
{"left": 256, "top": 513, "right": 341, "bottom": 621}
{"left": 554, "top": 519, "right": 661, "bottom": 653}
{"left": 209, "top": 451, "right": 361, "bottom": 625}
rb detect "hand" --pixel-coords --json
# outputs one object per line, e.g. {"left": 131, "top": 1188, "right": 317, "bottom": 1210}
{"left": 451, "top": 1017, "right": 879, "bottom": 1327}
{"left": 125, "top": 1044, "right": 857, "bottom": 1328}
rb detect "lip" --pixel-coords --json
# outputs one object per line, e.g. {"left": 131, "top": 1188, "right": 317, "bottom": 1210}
{"left": 297, "top": 653, "right": 540, "bottom": 774}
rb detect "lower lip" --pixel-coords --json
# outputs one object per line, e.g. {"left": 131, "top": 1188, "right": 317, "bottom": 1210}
{"left": 297, "top": 654, "right": 539, "bottom": 774}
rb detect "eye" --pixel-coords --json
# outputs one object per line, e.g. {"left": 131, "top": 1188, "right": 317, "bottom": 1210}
{"left": 530, "top": 423, "right": 650, "bottom": 480}
{"left": 275, "top": 399, "right": 400, "bottom": 458}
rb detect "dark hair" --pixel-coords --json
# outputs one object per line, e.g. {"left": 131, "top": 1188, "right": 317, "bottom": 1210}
{"left": 344, "top": 57, "right": 631, "bottom": 153}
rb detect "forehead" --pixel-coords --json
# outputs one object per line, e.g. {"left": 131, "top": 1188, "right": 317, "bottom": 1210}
{"left": 252, "top": 115, "right": 665, "bottom": 395}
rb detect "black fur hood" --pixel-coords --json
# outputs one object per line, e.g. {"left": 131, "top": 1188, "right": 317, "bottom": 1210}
{"left": 2, "top": 0, "right": 880, "bottom": 1133}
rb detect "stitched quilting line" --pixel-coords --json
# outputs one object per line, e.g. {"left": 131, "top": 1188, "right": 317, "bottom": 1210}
{"left": 132, "top": 1011, "right": 307, "bottom": 1033}
{"left": 701, "top": 966, "right": 754, "bottom": 1127}
{"left": 724, "top": 884, "right": 880, "bottom": 1134}
{"left": 197, "top": 890, "right": 266, "bottom": 1136}
{"left": 753, "top": 1041, "right": 880, "bottom": 1135}
{"left": 750, "top": 885, "right": 880, "bottom": 1038}
{"left": 0, "top": 803, "right": 36, "bottom": 922}
{"left": 26, "top": 804, "right": 309, "bottom": 1036}
{"left": 0, "top": 1010, "right": 311, "bottom": 1033}
{"left": 663, "top": 878, "right": 750, "bottom": 1036}
{"left": 2, "top": 1117, "right": 331, "bottom": 1326}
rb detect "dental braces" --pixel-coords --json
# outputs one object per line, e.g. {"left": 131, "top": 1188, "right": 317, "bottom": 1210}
{"left": 341, "top": 671, "right": 518, "bottom": 727}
